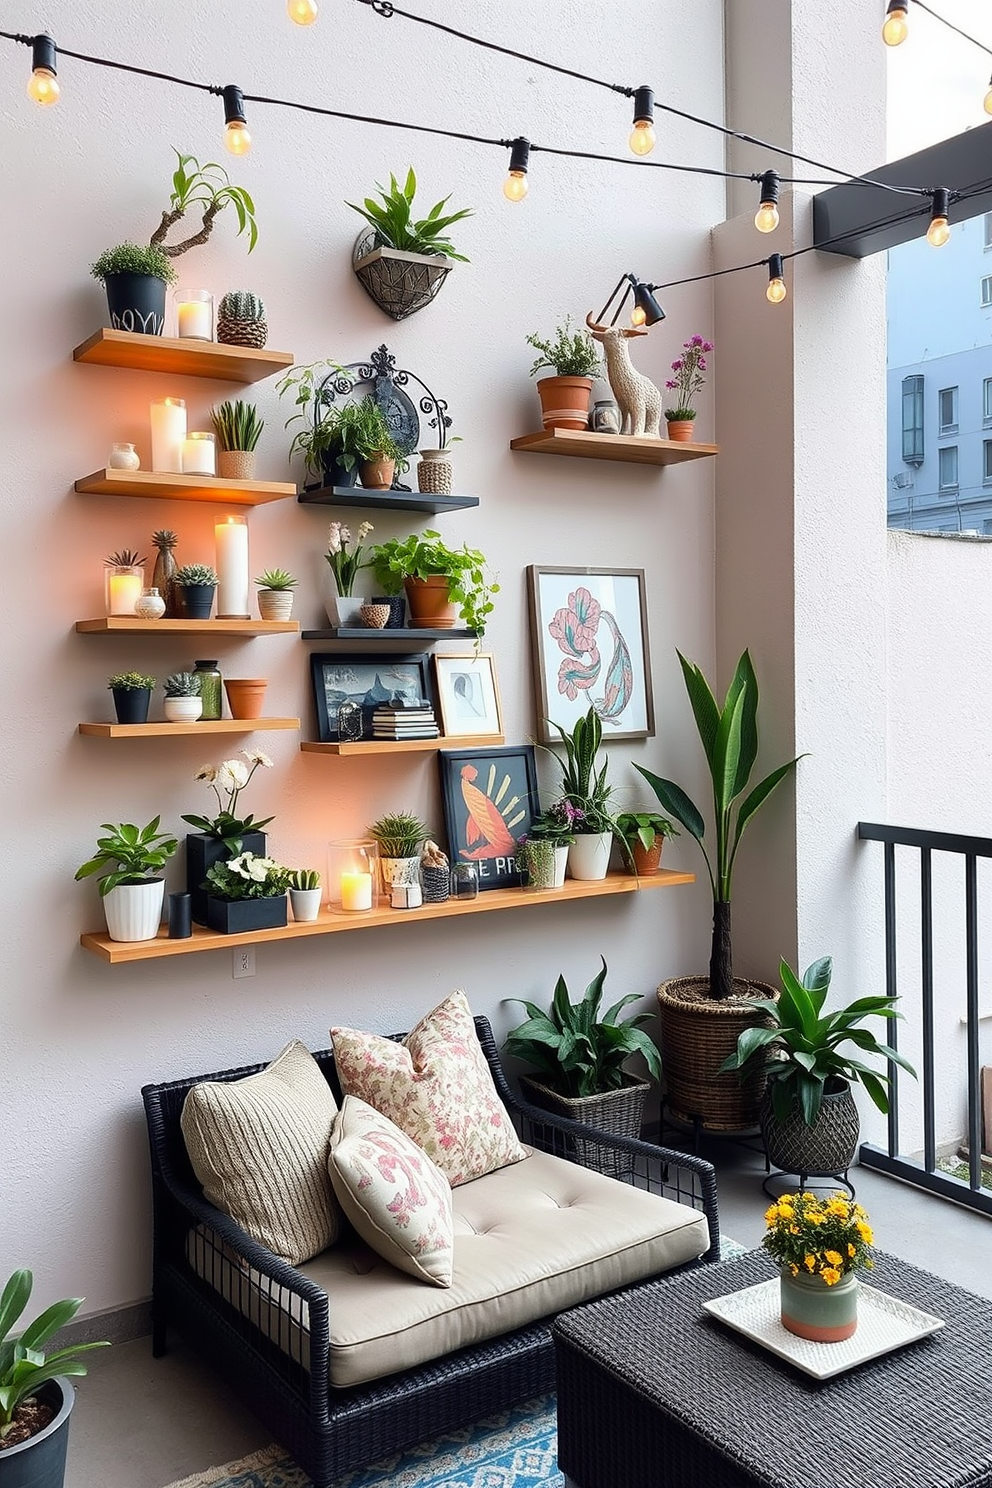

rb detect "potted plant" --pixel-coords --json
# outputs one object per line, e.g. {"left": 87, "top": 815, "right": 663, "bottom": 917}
{"left": 173, "top": 563, "right": 218, "bottom": 620}
{"left": 369, "top": 530, "right": 498, "bottom": 634}
{"left": 216, "top": 289, "right": 268, "bottom": 348}
{"left": 663, "top": 334, "right": 714, "bottom": 442}
{"left": 0, "top": 1269, "right": 108, "bottom": 1488}
{"left": 202, "top": 851, "right": 289, "bottom": 934}
{"left": 347, "top": 167, "right": 473, "bottom": 320}
{"left": 350, "top": 398, "right": 409, "bottom": 490}
{"left": 526, "top": 316, "right": 602, "bottom": 430}
{"left": 615, "top": 810, "right": 679, "bottom": 875}
{"left": 107, "top": 670, "right": 156, "bottom": 726}
{"left": 635, "top": 649, "right": 801, "bottom": 1131}
{"left": 90, "top": 242, "right": 177, "bottom": 336}
{"left": 367, "top": 811, "right": 431, "bottom": 892}
{"left": 503, "top": 957, "right": 663, "bottom": 1172}
{"left": 721, "top": 956, "right": 915, "bottom": 1181}
{"left": 545, "top": 708, "right": 615, "bottom": 881}
{"left": 182, "top": 750, "right": 275, "bottom": 924}
{"left": 762, "top": 1192, "right": 875, "bottom": 1343}
{"left": 74, "top": 816, "right": 178, "bottom": 941}
{"left": 323, "top": 521, "right": 374, "bottom": 627}
{"left": 287, "top": 867, "right": 323, "bottom": 923}
{"left": 254, "top": 567, "right": 297, "bottom": 622}
{"left": 162, "top": 671, "right": 202, "bottom": 724}
{"left": 526, "top": 801, "right": 580, "bottom": 888}
{"left": 212, "top": 399, "right": 264, "bottom": 481}
{"left": 276, "top": 358, "right": 355, "bottom": 487}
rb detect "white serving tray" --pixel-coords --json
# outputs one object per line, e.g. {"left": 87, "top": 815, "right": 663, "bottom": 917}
{"left": 702, "top": 1277, "right": 944, "bottom": 1379}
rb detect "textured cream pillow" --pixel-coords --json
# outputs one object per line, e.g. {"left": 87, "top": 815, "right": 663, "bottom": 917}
{"left": 331, "top": 990, "right": 527, "bottom": 1186}
{"left": 181, "top": 1039, "right": 341, "bottom": 1265}
{"left": 328, "top": 1096, "right": 454, "bottom": 1286}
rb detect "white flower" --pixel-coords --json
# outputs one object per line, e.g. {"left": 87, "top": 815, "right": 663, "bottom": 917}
{"left": 226, "top": 853, "right": 253, "bottom": 879}
{"left": 356, "top": 521, "right": 373, "bottom": 542}
{"left": 216, "top": 759, "right": 249, "bottom": 794}
{"left": 326, "top": 522, "right": 342, "bottom": 556}
{"left": 194, "top": 763, "right": 217, "bottom": 783}
{"left": 339, "top": 523, "right": 352, "bottom": 547}
{"left": 241, "top": 748, "right": 273, "bottom": 769}
{"left": 247, "top": 854, "right": 280, "bottom": 881}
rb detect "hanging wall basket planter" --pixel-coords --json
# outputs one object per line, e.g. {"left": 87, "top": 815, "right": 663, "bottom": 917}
{"left": 352, "top": 231, "right": 453, "bottom": 321}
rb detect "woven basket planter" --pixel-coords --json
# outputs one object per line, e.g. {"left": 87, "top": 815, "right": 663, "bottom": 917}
{"left": 521, "top": 1074, "right": 649, "bottom": 1176}
{"left": 352, "top": 232, "right": 452, "bottom": 320}
{"left": 657, "top": 975, "right": 778, "bottom": 1132}
{"left": 761, "top": 1079, "right": 861, "bottom": 1178}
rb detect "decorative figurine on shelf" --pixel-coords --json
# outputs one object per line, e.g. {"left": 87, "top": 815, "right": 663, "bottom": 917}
{"left": 151, "top": 530, "right": 179, "bottom": 617}
{"left": 108, "top": 442, "right": 141, "bottom": 470}
{"left": 584, "top": 313, "right": 662, "bottom": 438}
{"left": 420, "top": 840, "right": 450, "bottom": 903}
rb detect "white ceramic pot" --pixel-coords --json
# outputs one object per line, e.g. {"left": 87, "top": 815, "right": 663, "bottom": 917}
{"left": 289, "top": 886, "right": 323, "bottom": 922}
{"left": 567, "top": 831, "right": 613, "bottom": 881}
{"left": 324, "top": 585, "right": 369, "bottom": 629}
{"left": 379, "top": 856, "right": 421, "bottom": 893}
{"left": 103, "top": 879, "right": 165, "bottom": 942}
{"left": 553, "top": 845, "right": 569, "bottom": 888}
{"left": 163, "top": 696, "right": 204, "bottom": 723}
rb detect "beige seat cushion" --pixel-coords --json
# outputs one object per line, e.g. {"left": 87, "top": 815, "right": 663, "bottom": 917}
{"left": 181, "top": 1039, "right": 341, "bottom": 1265}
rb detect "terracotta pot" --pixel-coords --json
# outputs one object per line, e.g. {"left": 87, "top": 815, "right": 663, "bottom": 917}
{"left": 359, "top": 456, "right": 396, "bottom": 490}
{"left": 217, "top": 449, "right": 256, "bottom": 481}
{"left": 403, "top": 574, "right": 458, "bottom": 629}
{"left": 666, "top": 419, "right": 696, "bottom": 442}
{"left": 223, "top": 678, "right": 268, "bottom": 719}
{"left": 536, "top": 375, "right": 594, "bottom": 431}
{"left": 631, "top": 838, "right": 664, "bottom": 875}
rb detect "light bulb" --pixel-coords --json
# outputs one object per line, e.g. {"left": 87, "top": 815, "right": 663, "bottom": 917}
{"left": 503, "top": 171, "right": 528, "bottom": 202}
{"left": 630, "top": 305, "right": 647, "bottom": 327}
{"left": 27, "top": 67, "right": 59, "bottom": 105}
{"left": 882, "top": 6, "right": 908, "bottom": 45}
{"left": 629, "top": 120, "right": 656, "bottom": 156}
{"left": 287, "top": 0, "right": 318, "bottom": 20}
{"left": 754, "top": 201, "right": 780, "bottom": 233}
{"left": 927, "top": 215, "right": 950, "bottom": 247}
{"left": 984, "top": 79, "right": 992, "bottom": 115}
{"left": 766, "top": 276, "right": 787, "bottom": 304}
{"left": 225, "top": 120, "right": 252, "bottom": 155}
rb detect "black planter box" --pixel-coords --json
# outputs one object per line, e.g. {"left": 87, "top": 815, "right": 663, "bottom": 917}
{"left": 204, "top": 893, "right": 287, "bottom": 934}
{"left": 112, "top": 687, "right": 151, "bottom": 725}
{"left": 187, "top": 830, "right": 266, "bottom": 926}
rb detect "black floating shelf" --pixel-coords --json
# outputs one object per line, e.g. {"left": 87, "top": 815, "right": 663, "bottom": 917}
{"left": 297, "top": 485, "right": 479, "bottom": 514}
{"left": 301, "top": 627, "right": 477, "bottom": 649}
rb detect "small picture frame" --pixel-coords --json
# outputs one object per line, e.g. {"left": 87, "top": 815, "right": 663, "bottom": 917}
{"left": 438, "top": 745, "right": 540, "bottom": 890}
{"left": 309, "top": 652, "right": 433, "bottom": 741}
{"left": 432, "top": 652, "right": 504, "bottom": 739}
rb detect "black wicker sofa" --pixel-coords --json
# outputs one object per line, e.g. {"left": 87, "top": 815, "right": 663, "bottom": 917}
{"left": 141, "top": 1016, "right": 720, "bottom": 1488}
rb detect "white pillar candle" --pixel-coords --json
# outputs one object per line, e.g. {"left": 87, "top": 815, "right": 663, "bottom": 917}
{"left": 214, "top": 516, "right": 250, "bottom": 618}
{"left": 176, "top": 291, "right": 213, "bottom": 340}
{"left": 107, "top": 572, "right": 143, "bottom": 615}
{"left": 340, "top": 872, "right": 373, "bottom": 911}
{"left": 182, "top": 432, "right": 216, "bottom": 476}
{"left": 150, "top": 398, "right": 186, "bottom": 473}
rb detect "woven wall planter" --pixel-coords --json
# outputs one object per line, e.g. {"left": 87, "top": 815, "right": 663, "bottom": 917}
{"left": 352, "top": 232, "right": 452, "bottom": 320}
{"left": 761, "top": 1079, "right": 861, "bottom": 1178}
{"left": 521, "top": 1073, "right": 649, "bottom": 1176}
{"left": 657, "top": 974, "right": 778, "bottom": 1132}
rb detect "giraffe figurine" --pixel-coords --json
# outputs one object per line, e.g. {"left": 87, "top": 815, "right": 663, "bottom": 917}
{"left": 585, "top": 312, "right": 662, "bottom": 437}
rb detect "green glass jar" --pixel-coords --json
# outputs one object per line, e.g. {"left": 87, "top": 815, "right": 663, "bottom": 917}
{"left": 193, "top": 659, "right": 222, "bottom": 720}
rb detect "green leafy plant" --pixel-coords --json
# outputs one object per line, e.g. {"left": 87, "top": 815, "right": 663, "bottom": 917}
{"left": 203, "top": 852, "right": 289, "bottom": 901}
{"left": 720, "top": 957, "right": 916, "bottom": 1125}
{"left": 0, "top": 1270, "right": 109, "bottom": 1439}
{"left": 367, "top": 812, "right": 431, "bottom": 858}
{"left": 369, "top": 530, "right": 498, "bottom": 635}
{"left": 254, "top": 568, "right": 297, "bottom": 591}
{"left": 104, "top": 548, "right": 146, "bottom": 568}
{"left": 288, "top": 867, "right": 321, "bottom": 891}
{"left": 326, "top": 520, "right": 374, "bottom": 596}
{"left": 90, "top": 242, "right": 177, "bottom": 286}
{"left": 173, "top": 563, "right": 218, "bottom": 588}
{"left": 163, "top": 672, "right": 201, "bottom": 698}
{"left": 74, "top": 816, "right": 178, "bottom": 897}
{"left": 276, "top": 359, "right": 349, "bottom": 477}
{"left": 347, "top": 168, "right": 473, "bottom": 261}
{"left": 545, "top": 708, "right": 614, "bottom": 834}
{"left": 527, "top": 800, "right": 581, "bottom": 847}
{"left": 182, "top": 750, "right": 275, "bottom": 850}
{"left": 149, "top": 149, "right": 257, "bottom": 257}
{"left": 615, "top": 811, "right": 679, "bottom": 854}
{"left": 635, "top": 650, "right": 802, "bottom": 1002}
{"left": 212, "top": 400, "right": 264, "bottom": 452}
{"left": 107, "top": 671, "right": 156, "bottom": 691}
{"left": 349, "top": 397, "right": 407, "bottom": 466}
{"left": 503, "top": 958, "right": 663, "bottom": 1099}
{"left": 526, "top": 317, "right": 601, "bottom": 379}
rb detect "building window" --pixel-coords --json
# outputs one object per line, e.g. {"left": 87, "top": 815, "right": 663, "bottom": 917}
{"left": 901, "top": 375, "right": 924, "bottom": 464}
{"left": 939, "top": 446, "right": 959, "bottom": 490}
{"left": 938, "top": 387, "right": 958, "bottom": 433}
{"left": 985, "top": 441, "right": 992, "bottom": 484}
{"left": 985, "top": 213, "right": 992, "bottom": 249}
{"left": 984, "top": 379, "right": 992, "bottom": 427}
{"left": 982, "top": 276, "right": 992, "bottom": 307}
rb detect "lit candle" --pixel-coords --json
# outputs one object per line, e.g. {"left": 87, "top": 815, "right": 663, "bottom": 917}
{"left": 340, "top": 871, "right": 373, "bottom": 911}
{"left": 182, "top": 432, "right": 216, "bottom": 477}
{"left": 150, "top": 398, "right": 186, "bottom": 473}
{"left": 214, "top": 515, "right": 250, "bottom": 618}
{"left": 107, "top": 571, "right": 143, "bottom": 615}
{"left": 176, "top": 289, "right": 213, "bottom": 340}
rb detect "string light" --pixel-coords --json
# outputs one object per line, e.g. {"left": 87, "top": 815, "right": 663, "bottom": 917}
{"left": 287, "top": 0, "right": 319, "bottom": 21}
{"left": 503, "top": 137, "right": 530, "bottom": 201}
{"left": 222, "top": 84, "right": 252, "bottom": 154}
{"left": 26, "top": 33, "right": 59, "bottom": 105}
{"left": 882, "top": 1, "right": 909, "bottom": 46}
{"left": 985, "top": 72, "right": 992, "bottom": 115}
{"left": 926, "top": 187, "right": 950, "bottom": 246}
{"left": 754, "top": 170, "right": 780, "bottom": 233}
{"left": 628, "top": 85, "right": 655, "bottom": 157}
{"left": 766, "top": 254, "right": 787, "bottom": 303}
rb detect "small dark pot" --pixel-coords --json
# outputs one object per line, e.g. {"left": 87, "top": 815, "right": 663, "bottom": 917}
{"left": 371, "top": 595, "right": 407, "bottom": 628}
{"left": 205, "top": 893, "right": 288, "bottom": 934}
{"left": 103, "top": 273, "right": 166, "bottom": 336}
{"left": 176, "top": 583, "right": 216, "bottom": 620}
{"left": 0, "top": 1376, "right": 74, "bottom": 1488}
{"left": 186, "top": 830, "right": 266, "bottom": 926}
{"left": 319, "top": 452, "right": 359, "bottom": 490}
{"left": 761, "top": 1079, "right": 861, "bottom": 1178}
{"left": 112, "top": 687, "right": 151, "bottom": 725}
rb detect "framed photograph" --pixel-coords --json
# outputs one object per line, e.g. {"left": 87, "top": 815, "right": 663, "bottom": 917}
{"left": 438, "top": 745, "right": 540, "bottom": 890}
{"left": 432, "top": 652, "right": 504, "bottom": 739}
{"left": 527, "top": 566, "right": 655, "bottom": 743}
{"left": 309, "top": 652, "right": 433, "bottom": 741}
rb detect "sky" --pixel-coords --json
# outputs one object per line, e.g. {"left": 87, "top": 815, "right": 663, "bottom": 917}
{"left": 886, "top": 1, "right": 992, "bottom": 157}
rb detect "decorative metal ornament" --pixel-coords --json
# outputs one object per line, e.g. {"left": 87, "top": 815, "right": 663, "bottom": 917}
{"left": 336, "top": 700, "right": 364, "bottom": 742}
{"left": 352, "top": 229, "right": 453, "bottom": 321}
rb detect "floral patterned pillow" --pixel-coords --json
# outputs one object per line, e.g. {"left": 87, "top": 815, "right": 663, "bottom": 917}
{"left": 331, "top": 990, "right": 527, "bottom": 1187}
{"left": 328, "top": 1096, "right": 453, "bottom": 1286}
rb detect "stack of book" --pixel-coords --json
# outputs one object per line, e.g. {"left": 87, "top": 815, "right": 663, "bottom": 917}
{"left": 371, "top": 700, "right": 440, "bottom": 741}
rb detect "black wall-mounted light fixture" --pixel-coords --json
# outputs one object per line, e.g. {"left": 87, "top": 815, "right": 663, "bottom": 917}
{"left": 503, "top": 137, "right": 530, "bottom": 201}
{"left": 594, "top": 273, "right": 666, "bottom": 329}
{"left": 27, "top": 33, "right": 59, "bottom": 105}
{"left": 222, "top": 85, "right": 252, "bottom": 155}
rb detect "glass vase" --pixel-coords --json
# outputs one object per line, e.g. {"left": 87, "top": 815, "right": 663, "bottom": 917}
{"left": 328, "top": 839, "right": 380, "bottom": 912}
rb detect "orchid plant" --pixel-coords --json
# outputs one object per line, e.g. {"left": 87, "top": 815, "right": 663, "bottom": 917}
{"left": 326, "top": 521, "right": 373, "bottom": 596}
{"left": 182, "top": 749, "right": 274, "bottom": 850}
{"left": 664, "top": 334, "right": 714, "bottom": 422}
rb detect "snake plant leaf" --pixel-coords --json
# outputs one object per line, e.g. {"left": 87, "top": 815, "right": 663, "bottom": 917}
{"left": 677, "top": 651, "right": 720, "bottom": 771}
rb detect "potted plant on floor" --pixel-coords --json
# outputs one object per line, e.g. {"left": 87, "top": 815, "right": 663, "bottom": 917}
{"left": 369, "top": 530, "right": 498, "bottom": 634}
{"left": 107, "top": 671, "right": 156, "bottom": 726}
{"left": 74, "top": 816, "right": 178, "bottom": 941}
{"left": 212, "top": 399, "right": 264, "bottom": 481}
{"left": 173, "top": 563, "right": 218, "bottom": 620}
{"left": 0, "top": 1269, "right": 108, "bottom": 1488}
{"left": 367, "top": 812, "right": 431, "bottom": 893}
{"left": 162, "top": 671, "right": 202, "bottom": 723}
{"left": 545, "top": 708, "right": 615, "bottom": 880}
{"left": 526, "top": 316, "right": 602, "bottom": 430}
{"left": 254, "top": 567, "right": 297, "bottom": 622}
{"left": 182, "top": 750, "right": 275, "bottom": 924}
{"left": 635, "top": 649, "right": 801, "bottom": 1131}
{"left": 287, "top": 867, "right": 323, "bottom": 923}
{"left": 663, "top": 334, "right": 714, "bottom": 442}
{"left": 324, "top": 521, "right": 374, "bottom": 627}
{"left": 721, "top": 956, "right": 915, "bottom": 1181}
{"left": 615, "top": 810, "right": 679, "bottom": 875}
{"left": 348, "top": 167, "right": 473, "bottom": 320}
{"left": 202, "top": 851, "right": 290, "bottom": 933}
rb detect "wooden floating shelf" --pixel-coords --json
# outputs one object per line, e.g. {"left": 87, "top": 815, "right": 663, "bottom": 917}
{"left": 78, "top": 718, "right": 300, "bottom": 738}
{"left": 80, "top": 869, "right": 696, "bottom": 963}
{"left": 301, "top": 627, "right": 476, "bottom": 646}
{"left": 76, "top": 618, "right": 298, "bottom": 636}
{"left": 301, "top": 734, "right": 505, "bottom": 756}
{"left": 509, "top": 429, "right": 719, "bottom": 465}
{"left": 298, "top": 485, "right": 479, "bottom": 514}
{"left": 75, "top": 468, "right": 297, "bottom": 506}
{"left": 72, "top": 329, "right": 294, "bottom": 384}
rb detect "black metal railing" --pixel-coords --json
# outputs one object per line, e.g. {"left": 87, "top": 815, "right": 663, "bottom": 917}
{"left": 858, "top": 821, "right": 991, "bottom": 1215}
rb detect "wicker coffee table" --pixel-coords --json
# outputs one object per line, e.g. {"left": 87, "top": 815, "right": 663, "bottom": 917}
{"left": 553, "top": 1249, "right": 992, "bottom": 1488}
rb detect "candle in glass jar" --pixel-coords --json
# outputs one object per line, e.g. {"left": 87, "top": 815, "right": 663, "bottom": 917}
{"left": 176, "top": 289, "right": 213, "bottom": 340}
{"left": 108, "top": 571, "right": 143, "bottom": 615}
{"left": 214, "top": 515, "right": 250, "bottom": 618}
{"left": 340, "top": 871, "right": 373, "bottom": 911}
{"left": 182, "top": 432, "right": 216, "bottom": 476}
{"left": 150, "top": 398, "right": 186, "bottom": 473}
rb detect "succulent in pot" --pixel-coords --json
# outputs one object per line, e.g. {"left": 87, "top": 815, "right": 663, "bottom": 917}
{"left": 369, "top": 530, "right": 498, "bottom": 634}
{"left": 75, "top": 815, "right": 178, "bottom": 941}
{"left": 526, "top": 316, "right": 602, "bottom": 431}
{"left": 254, "top": 566, "right": 297, "bottom": 621}
{"left": 163, "top": 670, "right": 203, "bottom": 723}
{"left": 107, "top": 670, "right": 156, "bottom": 725}
{"left": 367, "top": 811, "right": 430, "bottom": 891}
{"left": 173, "top": 563, "right": 218, "bottom": 620}
{"left": 212, "top": 399, "right": 264, "bottom": 481}
{"left": 216, "top": 289, "right": 267, "bottom": 348}
{"left": 287, "top": 866, "right": 323, "bottom": 922}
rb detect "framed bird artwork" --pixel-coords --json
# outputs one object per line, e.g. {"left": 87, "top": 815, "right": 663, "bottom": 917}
{"left": 527, "top": 566, "right": 655, "bottom": 744}
{"left": 438, "top": 745, "right": 540, "bottom": 890}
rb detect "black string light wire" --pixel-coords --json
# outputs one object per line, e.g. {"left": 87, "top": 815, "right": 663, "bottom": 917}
{"left": 885, "top": 1, "right": 992, "bottom": 113}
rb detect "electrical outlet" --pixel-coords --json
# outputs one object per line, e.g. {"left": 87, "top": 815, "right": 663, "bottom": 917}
{"left": 232, "top": 947, "right": 256, "bottom": 979}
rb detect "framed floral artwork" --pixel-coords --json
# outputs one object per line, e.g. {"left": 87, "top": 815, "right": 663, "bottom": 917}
{"left": 438, "top": 745, "right": 539, "bottom": 890}
{"left": 527, "top": 566, "right": 655, "bottom": 743}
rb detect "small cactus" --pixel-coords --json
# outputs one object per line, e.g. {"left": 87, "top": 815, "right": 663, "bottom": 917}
{"left": 218, "top": 290, "right": 266, "bottom": 322}
{"left": 164, "top": 671, "right": 201, "bottom": 698}
{"left": 217, "top": 290, "right": 268, "bottom": 349}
